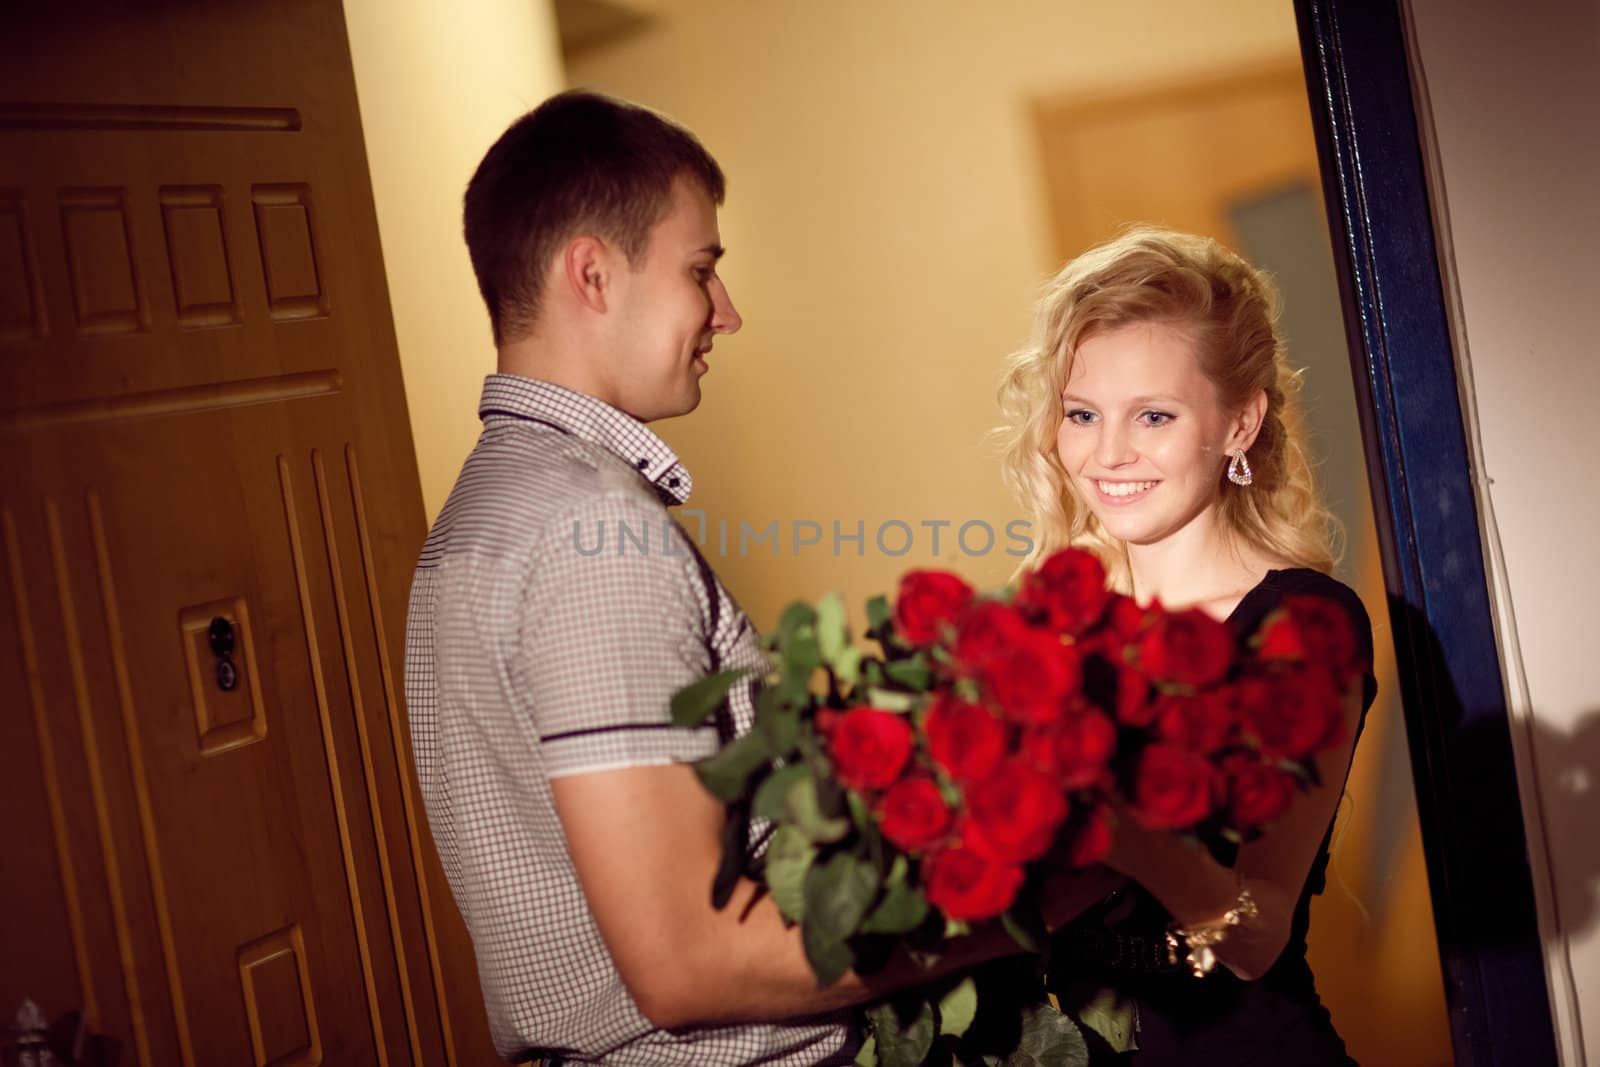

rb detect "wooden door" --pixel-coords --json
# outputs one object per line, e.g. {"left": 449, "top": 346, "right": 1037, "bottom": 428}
{"left": 1031, "top": 58, "right": 1322, "bottom": 260}
{"left": 0, "top": 2, "right": 493, "bottom": 1063}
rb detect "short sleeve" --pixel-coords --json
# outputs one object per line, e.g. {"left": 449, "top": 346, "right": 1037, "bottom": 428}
{"left": 521, "top": 489, "right": 721, "bottom": 778}
{"left": 1235, "top": 568, "right": 1377, "bottom": 712}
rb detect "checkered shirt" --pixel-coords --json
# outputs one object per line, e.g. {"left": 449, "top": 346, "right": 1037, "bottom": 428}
{"left": 404, "top": 374, "right": 855, "bottom": 1064}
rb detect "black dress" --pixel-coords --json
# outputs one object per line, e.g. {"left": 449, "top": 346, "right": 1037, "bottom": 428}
{"left": 1049, "top": 568, "right": 1377, "bottom": 1066}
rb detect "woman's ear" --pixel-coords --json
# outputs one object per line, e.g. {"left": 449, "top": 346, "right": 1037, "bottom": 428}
{"left": 1228, "top": 388, "right": 1270, "bottom": 452}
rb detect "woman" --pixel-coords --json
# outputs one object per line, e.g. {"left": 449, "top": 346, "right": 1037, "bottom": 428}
{"left": 997, "top": 227, "right": 1374, "bottom": 1064}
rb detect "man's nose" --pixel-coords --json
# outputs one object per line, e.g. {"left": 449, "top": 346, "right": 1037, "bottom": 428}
{"left": 710, "top": 277, "right": 742, "bottom": 335}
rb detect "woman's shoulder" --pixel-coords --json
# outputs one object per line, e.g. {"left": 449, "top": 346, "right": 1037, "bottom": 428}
{"left": 1232, "top": 567, "right": 1373, "bottom": 650}
{"left": 1259, "top": 567, "right": 1364, "bottom": 609}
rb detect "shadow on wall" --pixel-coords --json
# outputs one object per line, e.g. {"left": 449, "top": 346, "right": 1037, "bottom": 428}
{"left": 1537, "top": 709, "right": 1600, "bottom": 942}
{"left": 1376, "top": 596, "right": 1583, "bottom": 1063}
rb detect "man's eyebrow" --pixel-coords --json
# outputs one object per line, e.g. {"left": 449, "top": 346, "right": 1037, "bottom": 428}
{"left": 698, "top": 243, "right": 726, "bottom": 259}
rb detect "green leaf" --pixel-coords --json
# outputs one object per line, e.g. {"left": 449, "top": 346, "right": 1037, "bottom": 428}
{"left": 803, "top": 921, "right": 855, "bottom": 987}
{"left": 846, "top": 789, "right": 873, "bottom": 832}
{"left": 788, "top": 774, "right": 852, "bottom": 844}
{"left": 944, "top": 917, "right": 972, "bottom": 940}
{"left": 884, "top": 853, "right": 910, "bottom": 890}
{"left": 1000, "top": 911, "right": 1039, "bottom": 954}
{"left": 788, "top": 629, "right": 824, "bottom": 676}
{"left": 759, "top": 704, "right": 801, "bottom": 756}
{"left": 778, "top": 600, "right": 819, "bottom": 643}
{"left": 884, "top": 654, "right": 932, "bottom": 690}
{"left": 853, "top": 1033, "right": 879, "bottom": 1067}
{"left": 866, "top": 594, "right": 893, "bottom": 635}
{"left": 834, "top": 645, "right": 864, "bottom": 688}
{"left": 865, "top": 687, "right": 917, "bottom": 712}
{"left": 671, "top": 669, "right": 748, "bottom": 728}
{"left": 693, "top": 730, "right": 770, "bottom": 802}
{"left": 753, "top": 763, "right": 813, "bottom": 822}
{"left": 774, "top": 670, "right": 813, "bottom": 712}
{"left": 999, "top": 1002, "right": 1088, "bottom": 1067}
{"left": 805, "top": 851, "right": 882, "bottom": 944}
{"left": 1054, "top": 980, "right": 1138, "bottom": 1055}
{"left": 936, "top": 976, "right": 979, "bottom": 1038}
{"left": 860, "top": 879, "right": 930, "bottom": 935}
{"left": 765, "top": 824, "right": 817, "bottom": 922}
{"left": 817, "top": 591, "right": 849, "bottom": 661}
{"left": 860, "top": 658, "right": 887, "bottom": 688}
{"left": 867, "top": 998, "right": 937, "bottom": 1067}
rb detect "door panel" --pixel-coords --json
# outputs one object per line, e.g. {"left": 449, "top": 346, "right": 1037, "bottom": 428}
{"left": 1, "top": 1, "right": 489, "bottom": 1062}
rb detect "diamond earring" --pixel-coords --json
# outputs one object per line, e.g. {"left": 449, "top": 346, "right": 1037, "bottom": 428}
{"left": 1227, "top": 449, "right": 1253, "bottom": 487}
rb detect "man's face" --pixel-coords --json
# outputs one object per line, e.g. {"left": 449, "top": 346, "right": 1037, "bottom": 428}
{"left": 607, "top": 177, "right": 742, "bottom": 422}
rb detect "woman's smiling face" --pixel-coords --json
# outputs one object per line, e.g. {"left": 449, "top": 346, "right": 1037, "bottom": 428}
{"left": 1055, "top": 320, "right": 1241, "bottom": 547}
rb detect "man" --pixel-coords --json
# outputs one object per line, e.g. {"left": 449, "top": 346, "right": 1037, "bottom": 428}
{"left": 406, "top": 91, "right": 1101, "bottom": 1065}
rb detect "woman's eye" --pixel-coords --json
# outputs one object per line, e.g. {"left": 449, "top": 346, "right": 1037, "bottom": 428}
{"left": 1140, "top": 410, "right": 1175, "bottom": 427}
{"left": 1063, "top": 408, "right": 1097, "bottom": 426}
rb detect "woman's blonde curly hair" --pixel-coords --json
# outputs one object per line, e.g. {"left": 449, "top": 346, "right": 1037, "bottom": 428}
{"left": 996, "top": 226, "right": 1338, "bottom": 592}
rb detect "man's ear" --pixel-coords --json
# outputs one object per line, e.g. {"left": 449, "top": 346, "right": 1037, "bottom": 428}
{"left": 1227, "top": 388, "right": 1270, "bottom": 452}
{"left": 561, "top": 234, "right": 613, "bottom": 314}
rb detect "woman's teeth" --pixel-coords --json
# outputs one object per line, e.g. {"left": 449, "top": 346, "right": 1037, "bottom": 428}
{"left": 1098, "top": 480, "right": 1157, "bottom": 497}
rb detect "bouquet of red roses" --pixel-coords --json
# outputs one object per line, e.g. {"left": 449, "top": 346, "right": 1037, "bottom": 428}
{"left": 672, "top": 548, "right": 1365, "bottom": 1066}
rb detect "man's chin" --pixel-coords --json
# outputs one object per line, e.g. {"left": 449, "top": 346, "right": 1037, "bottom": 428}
{"left": 635, "top": 388, "right": 702, "bottom": 423}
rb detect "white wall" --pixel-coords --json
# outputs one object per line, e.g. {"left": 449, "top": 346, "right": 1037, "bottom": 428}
{"left": 342, "top": 0, "right": 567, "bottom": 519}
{"left": 1407, "top": 1, "right": 1600, "bottom": 1062}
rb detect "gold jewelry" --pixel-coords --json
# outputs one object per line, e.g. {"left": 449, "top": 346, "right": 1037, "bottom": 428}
{"left": 1166, "top": 887, "right": 1259, "bottom": 977}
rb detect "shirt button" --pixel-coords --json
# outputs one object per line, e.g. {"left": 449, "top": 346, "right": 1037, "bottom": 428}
{"left": 667, "top": 476, "right": 681, "bottom": 488}
{"left": 635, "top": 458, "right": 649, "bottom": 470}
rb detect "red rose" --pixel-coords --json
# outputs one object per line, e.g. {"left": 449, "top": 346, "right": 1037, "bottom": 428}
{"left": 1223, "top": 754, "right": 1298, "bottom": 827}
{"left": 895, "top": 570, "right": 976, "bottom": 646}
{"left": 1064, "top": 803, "right": 1112, "bottom": 867}
{"left": 877, "top": 775, "right": 953, "bottom": 853}
{"left": 1138, "top": 608, "right": 1235, "bottom": 688}
{"left": 1114, "top": 665, "right": 1154, "bottom": 726}
{"left": 966, "top": 758, "right": 1070, "bottom": 863}
{"left": 953, "top": 600, "right": 1032, "bottom": 669}
{"left": 1106, "top": 594, "right": 1152, "bottom": 640}
{"left": 1285, "top": 594, "right": 1368, "bottom": 688}
{"left": 1255, "top": 610, "right": 1308, "bottom": 663}
{"left": 976, "top": 629, "right": 1081, "bottom": 726}
{"left": 1130, "top": 742, "right": 1218, "bottom": 830}
{"left": 827, "top": 708, "right": 914, "bottom": 791}
{"left": 1022, "top": 710, "right": 1117, "bottom": 789}
{"left": 923, "top": 694, "right": 1009, "bottom": 784}
{"left": 922, "top": 839, "right": 1024, "bottom": 922}
{"left": 1154, "top": 690, "right": 1236, "bottom": 754}
{"left": 1017, "top": 548, "right": 1111, "bottom": 635}
{"left": 1240, "top": 665, "right": 1346, "bottom": 760}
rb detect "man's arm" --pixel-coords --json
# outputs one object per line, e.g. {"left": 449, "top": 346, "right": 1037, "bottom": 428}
{"left": 552, "top": 762, "right": 1121, "bottom": 1029}
{"left": 527, "top": 490, "right": 1115, "bottom": 1028}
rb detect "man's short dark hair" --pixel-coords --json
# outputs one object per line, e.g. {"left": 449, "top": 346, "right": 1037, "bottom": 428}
{"left": 463, "top": 90, "right": 727, "bottom": 345}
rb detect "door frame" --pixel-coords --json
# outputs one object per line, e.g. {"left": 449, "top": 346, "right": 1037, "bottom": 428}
{"left": 1295, "top": 1, "right": 1560, "bottom": 1063}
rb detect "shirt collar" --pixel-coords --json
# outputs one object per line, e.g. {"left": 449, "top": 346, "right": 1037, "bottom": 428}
{"left": 477, "top": 374, "right": 694, "bottom": 505}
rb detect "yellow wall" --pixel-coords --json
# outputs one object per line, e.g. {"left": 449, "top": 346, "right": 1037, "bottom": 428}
{"left": 343, "top": 0, "right": 566, "bottom": 520}
{"left": 567, "top": 1, "right": 1300, "bottom": 625}
{"left": 569, "top": 4, "right": 1450, "bottom": 1064}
